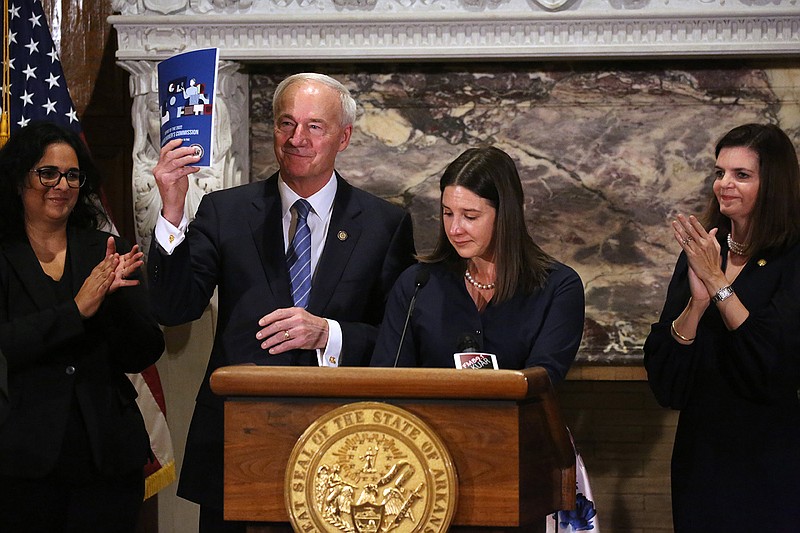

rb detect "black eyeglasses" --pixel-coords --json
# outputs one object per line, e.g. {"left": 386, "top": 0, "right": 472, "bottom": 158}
{"left": 30, "top": 167, "right": 87, "bottom": 189}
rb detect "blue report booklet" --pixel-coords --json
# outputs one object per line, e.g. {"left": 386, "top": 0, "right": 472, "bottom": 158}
{"left": 157, "top": 47, "right": 219, "bottom": 167}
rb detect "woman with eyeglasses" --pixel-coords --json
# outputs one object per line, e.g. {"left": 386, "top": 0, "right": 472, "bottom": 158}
{"left": 0, "top": 122, "right": 164, "bottom": 531}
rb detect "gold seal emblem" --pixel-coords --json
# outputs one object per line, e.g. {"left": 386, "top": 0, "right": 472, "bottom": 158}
{"left": 285, "top": 402, "right": 458, "bottom": 532}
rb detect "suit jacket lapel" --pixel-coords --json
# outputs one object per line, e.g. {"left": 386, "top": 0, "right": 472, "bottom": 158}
{"left": 308, "top": 174, "right": 362, "bottom": 314}
{"left": 250, "top": 175, "right": 294, "bottom": 307}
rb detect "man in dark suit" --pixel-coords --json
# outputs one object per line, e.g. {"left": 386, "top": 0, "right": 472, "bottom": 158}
{"left": 148, "top": 73, "right": 416, "bottom": 531}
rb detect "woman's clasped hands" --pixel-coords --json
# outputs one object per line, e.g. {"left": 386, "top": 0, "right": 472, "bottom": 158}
{"left": 671, "top": 214, "right": 726, "bottom": 302}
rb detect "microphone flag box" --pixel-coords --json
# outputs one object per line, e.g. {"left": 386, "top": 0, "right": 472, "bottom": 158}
{"left": 454, "top": 352, "right": 499, "bottom": 370}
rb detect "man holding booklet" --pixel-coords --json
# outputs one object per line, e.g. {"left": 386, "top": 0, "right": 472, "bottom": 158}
{"left": 148, "top": 73, "right": 415, "bottom": 531}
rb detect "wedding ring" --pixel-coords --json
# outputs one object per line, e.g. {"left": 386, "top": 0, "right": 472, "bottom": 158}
{"left": 283, "top": 330, "right": 290, "bottom": 340}
{"left": 682, "top": 239, "right": 689, "bottom": 245}
{"left": 686, "top": 236, "right": 694, "bottom": 242}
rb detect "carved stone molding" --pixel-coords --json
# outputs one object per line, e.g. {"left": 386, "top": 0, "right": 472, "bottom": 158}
{"left": 109, "top": 3, "right": 799, "bottom": 61}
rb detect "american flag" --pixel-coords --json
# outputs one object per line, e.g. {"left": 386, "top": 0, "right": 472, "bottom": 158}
{"left": 3, "top": 0, "right": 176, "bottom": 500}
{"left": 3, "top": 0, "right": 80, "bottom": 133}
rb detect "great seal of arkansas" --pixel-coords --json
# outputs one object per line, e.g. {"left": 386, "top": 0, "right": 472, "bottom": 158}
{"left": 285, "top": 401, "right": 458, "bottom": 533}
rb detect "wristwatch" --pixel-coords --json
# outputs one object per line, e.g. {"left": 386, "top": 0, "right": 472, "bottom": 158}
{"left": 711, "top": 285, "right": 734, "bottom": 303}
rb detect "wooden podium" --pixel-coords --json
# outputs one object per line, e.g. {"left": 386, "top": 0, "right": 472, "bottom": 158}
{"left": 210, "top": 366, "right": 576, "bottom": 532}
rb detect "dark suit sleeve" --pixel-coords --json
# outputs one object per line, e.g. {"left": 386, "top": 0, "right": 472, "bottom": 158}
{"left": 0, "top": 300, "right": 84, "bottom": 370}
{"left": 148, "top": 196, "right": 221, "bottom": 326}
{"left": 714, "top": 246, "right": 800, "bottom": 401}
{"left": 645, "top": 245, "right": 800, "bottom": 408}
{"left": 644, "top": 254, "right": 706, "bottom": 408}
{"left": 339, "top": 211, "right": 416, "bottom": 366}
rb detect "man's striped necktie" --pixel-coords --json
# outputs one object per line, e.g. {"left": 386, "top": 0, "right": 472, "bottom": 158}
{"left": 287, "top": 199, "right": 312, "bottom": 308}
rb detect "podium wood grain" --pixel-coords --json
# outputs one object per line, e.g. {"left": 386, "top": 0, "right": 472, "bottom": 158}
{"left": 212, "top": 367, "right": 575, "bottom": 530}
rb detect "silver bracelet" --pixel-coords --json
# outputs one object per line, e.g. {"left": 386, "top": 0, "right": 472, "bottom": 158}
{"left": 711, "top": 285, "right": 734, "bottom": 303}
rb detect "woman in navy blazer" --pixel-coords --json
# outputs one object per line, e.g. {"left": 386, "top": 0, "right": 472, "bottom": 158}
{"left": 0, "top": 123, "right": 164, "bottom": 532}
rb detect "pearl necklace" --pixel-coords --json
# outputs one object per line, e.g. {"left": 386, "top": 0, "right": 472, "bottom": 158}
{"left": 464, "top": 269, "right": 495, "bottom": 290}
{"left": 727, "top": 233, "right": 747, "bottom": 256}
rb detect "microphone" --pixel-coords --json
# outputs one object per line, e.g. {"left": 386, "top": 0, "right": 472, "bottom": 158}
{"left": 392, "top": 268, "right": 430, "bottom": 367}
{"left": 453, "top": 332, "right": 498, "bottom": 370}
{"left": 456, "top": 333, "right": 481, "bottom": 353}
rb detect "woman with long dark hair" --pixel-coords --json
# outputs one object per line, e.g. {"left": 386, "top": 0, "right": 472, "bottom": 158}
{"left": 372, "top": 146, "right": 584, "bottom": 386}
{"left": 645, "top": 123, "right": 800, "bottom": 531}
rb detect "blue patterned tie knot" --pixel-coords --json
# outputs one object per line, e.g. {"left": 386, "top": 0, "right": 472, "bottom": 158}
{"left": 287, "top": 199, "right": 312, "bottom": 308}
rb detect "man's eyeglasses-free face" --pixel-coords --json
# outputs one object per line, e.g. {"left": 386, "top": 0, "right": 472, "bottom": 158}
{"left": 30, "top": 167, "right": 87, "bottom": 189}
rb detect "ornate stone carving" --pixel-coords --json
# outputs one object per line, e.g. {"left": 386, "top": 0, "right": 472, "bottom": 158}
{"left": 530, "top": 0, "right": 575, "bottom": 10}
{"left": 110, "top": 0, "right": 800, "bottom": 15}
{"left": 333, "top": 0, "right": 378, "bottom": 9}
{"left": 111, "top": 0, "right": 255, "bottom": 15}
{"left": 110, "top": 9, "right": 800, "bottom": 61}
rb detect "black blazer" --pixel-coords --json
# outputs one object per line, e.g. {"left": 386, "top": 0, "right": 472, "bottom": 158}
{"left": 0, "top": 227, "right": 165, "bottom": 478}
{"left": 148, "top": 172, "right": 416, "bottom": 507}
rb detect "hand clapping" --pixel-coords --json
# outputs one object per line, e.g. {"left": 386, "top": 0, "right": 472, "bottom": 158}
{"left": 74, "top": 237, "right": 144, "bottom": 318}
{"left": 671, "top": 214, "right": 725, "bottom": 301}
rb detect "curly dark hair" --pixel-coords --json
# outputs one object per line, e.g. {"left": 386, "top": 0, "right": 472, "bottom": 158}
{"left": 0, "top": 121, "right": 107, "bottom": 240}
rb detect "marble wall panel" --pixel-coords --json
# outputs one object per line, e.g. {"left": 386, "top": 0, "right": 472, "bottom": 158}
{"left": 249, "top": 61, "right": 800, "bottom": 364}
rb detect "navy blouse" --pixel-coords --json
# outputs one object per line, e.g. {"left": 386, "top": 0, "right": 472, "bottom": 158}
{"left": 371, "top": 261, "right": 585, "bottom": 385}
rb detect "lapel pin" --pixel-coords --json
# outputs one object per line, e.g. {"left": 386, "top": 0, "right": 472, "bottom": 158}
{"left": 337, "top": 230, "right": 348, "bottom": 241}
{"left": 757, "top": 259, "right": 767, "bottom": 267}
